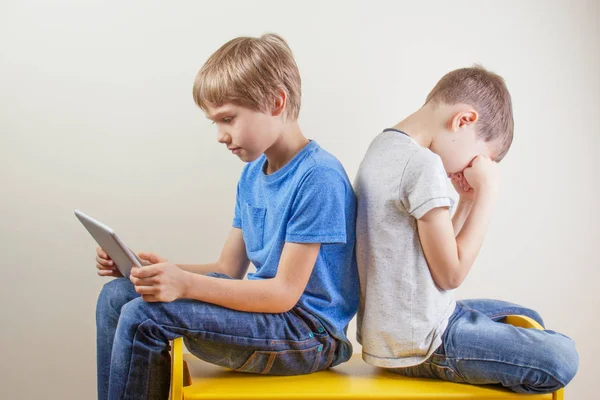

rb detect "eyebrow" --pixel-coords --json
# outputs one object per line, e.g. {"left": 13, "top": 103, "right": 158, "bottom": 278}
{"left": 206, "top": 109, "right": 233, "bottom": 121}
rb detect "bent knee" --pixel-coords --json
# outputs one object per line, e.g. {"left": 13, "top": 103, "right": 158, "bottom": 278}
{"left": 97, "top": 278, "right": 136, "bottom": 316}
{"left": 547, "top": 333, "right": 579, "bottom": 387}
{"left": 531, "top": 333, "right": 579, "bottom": 391}
{"left": 120, "top": 297, "right": 148, "bottom": 319}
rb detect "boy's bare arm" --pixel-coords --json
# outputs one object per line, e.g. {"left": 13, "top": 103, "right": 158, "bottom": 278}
{"left": 451, "top": 199, "right": 473, "bottom": 236}
{"left": 417, "top": 156, "right": 498, "bottom": 290}
{"left": 182, "top": 242, "right": 320, "bottom": 313}
{"left": 130, "top": 240, "right": 320, "bottom": 313}
{"left": 176, "top": 228, "right": 250, "bottom": 279}
{"left": 449, "top": 172, "right": 475, "bottom": 236}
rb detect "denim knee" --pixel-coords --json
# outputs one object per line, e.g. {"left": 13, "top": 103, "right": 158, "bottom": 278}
{"left": 524, "top": 332, "right": 579, "bottom": 392}
{"left": 119, "top": 297, "right": 147, "bottom": 322}
{"left": 96, "top": 278, "right": 135, "bottom": 320}
{"left": 545, "top": 333, "right": 579, "bottom": 389}
{"left": 119, "top": 297, "right": 168, "bottom": 329}
{"left": 117, "top": 298, "right": 175, "bottom": 347}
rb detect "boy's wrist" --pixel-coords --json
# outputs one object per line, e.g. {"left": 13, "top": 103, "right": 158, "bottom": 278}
{"left": 458, "top": 196, "right": 474, "bottom": 206}
{"left": 473, "top": 185, "right": 498, "bottom": 202}
{"left": 180, "top": 270, "right": 195, "bottom": 299}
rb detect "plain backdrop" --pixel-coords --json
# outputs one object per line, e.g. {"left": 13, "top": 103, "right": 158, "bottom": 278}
{"left": 1, "top": 0, "right": 598, "bottom": 399}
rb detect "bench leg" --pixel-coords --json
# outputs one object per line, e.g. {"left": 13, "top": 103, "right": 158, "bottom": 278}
{"left": 170, "top": 337, "right": 184, "bottom": 400}
{"left": 553, "top": 388, "right": 564, "bottom": 400}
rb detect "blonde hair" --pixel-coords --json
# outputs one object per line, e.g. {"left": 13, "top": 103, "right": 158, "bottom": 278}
{"left": 426, "top": 65, "right": 514, "bottom": 161}
{"left": 193, "top": 33, "right": 301, "bottom": 120}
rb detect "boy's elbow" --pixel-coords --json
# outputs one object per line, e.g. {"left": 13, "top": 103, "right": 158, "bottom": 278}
{"left": 433, "top": 265, "right": 467, "bottom": 290}
{"left": 268, "top": 296, "right": 296, "bottom": 313}
{"left": 272, "top": 303, "right": 294, "bottom": 313}
{"left": 269, "top": 282, "right": 302, "bottom": 313}
{"left": 438, "top": 276, "right": 463, "bottom": 290}
{"left": 261, "top": 278, "right": 300, "bottom": 314}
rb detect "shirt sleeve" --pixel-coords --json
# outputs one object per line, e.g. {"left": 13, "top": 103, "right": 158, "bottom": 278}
{"left": 232, "top": 181, "right": 242, "bottom": 229}
{"left": 400, "top": 149, "right": 453, "bottom": 219}
{"left": 285, "top": 166, "right": 349, "bottom": 244}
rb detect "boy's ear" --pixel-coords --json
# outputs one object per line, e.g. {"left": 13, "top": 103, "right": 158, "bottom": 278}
{"left": 271, "top": 88, "right": 287, "bottom": 118}
{"left": 451, "top": 109, "right": 479, "bottom": 132}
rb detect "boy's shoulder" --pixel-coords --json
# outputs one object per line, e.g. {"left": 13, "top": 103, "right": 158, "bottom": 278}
{"left": 304, "top": 142, "right": 349, "bottom": 177}
{"left": 404, "top": 146, "right": 445, "bottom": 177}
{"left": 241, "top": 141, "right": 350, "bottom": 185}
{"left": 363, "top": 130, "right": 445, "bottom": 178}
{"left": 358, "top": 131, "right": 451, "bottom": 214}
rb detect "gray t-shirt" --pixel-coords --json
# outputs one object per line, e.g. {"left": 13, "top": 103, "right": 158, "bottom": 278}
{"left": 354, "top": 129, "right": 456, "bottom": 368}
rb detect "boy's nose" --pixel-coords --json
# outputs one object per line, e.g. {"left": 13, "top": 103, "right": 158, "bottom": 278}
{"left": 216, "top": 130, "right": 231, "bottom": 145}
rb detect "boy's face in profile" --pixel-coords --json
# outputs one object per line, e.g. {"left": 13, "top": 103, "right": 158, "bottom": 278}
{"left": 438, "top": 131, "right": 497, "bottom": 175}
{"left": 432, "top": 111, "right": 500, "bottom": 175}
{"left": 205, "top": 103, "right": 281, "bottom": 163}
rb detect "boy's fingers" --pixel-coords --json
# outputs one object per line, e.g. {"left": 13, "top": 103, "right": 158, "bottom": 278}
{"left": 97, "top": 263, "right": 107, "bottom": 270}
{"left": 140, "top": 252, "right": 164, "bottom": 264}
{"left": 132, "top": 265, "right": 160, "bottom": 278}
{"left": 135, "top": 285, "right": 158, "bottom": 295}
{"left": 138, "top": 251, "right": 154, "bottom": 260}
{"left": 97, "top": 247, "right": 109, "bottom": 259}
{"left": 130, "top": 275, "right": 157, "bottom": 286}
{"left": 97, "top": 263, "right": 116, "bottom": 270}
{"left": 96, "top": 256, "right": 114, "bottom": 267}
{"left": 138, "top": 252, "right": 155, "bottom": 264}
{"left": 139, "top": 252, "right": 168, "bottom": 264}
{"left": 141, "top": 294, "right": 158, "bottom": 302}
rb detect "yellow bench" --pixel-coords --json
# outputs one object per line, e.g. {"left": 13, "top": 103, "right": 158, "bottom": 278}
{"left": 169, "top": 315, "right": 564, "bottom": 400}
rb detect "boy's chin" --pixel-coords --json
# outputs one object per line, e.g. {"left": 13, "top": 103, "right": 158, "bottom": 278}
{"left": 238, "top": 152, "right": 261, "bottom": 163}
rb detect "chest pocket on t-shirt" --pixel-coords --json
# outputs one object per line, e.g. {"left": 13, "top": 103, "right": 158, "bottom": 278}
{"left": 242, "top": 203, "right": 266, "bottom": 252}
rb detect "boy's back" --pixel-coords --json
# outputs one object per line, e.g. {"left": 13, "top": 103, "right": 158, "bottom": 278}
{"left": 355, "top": 128, "right": 455, "bottom": 368}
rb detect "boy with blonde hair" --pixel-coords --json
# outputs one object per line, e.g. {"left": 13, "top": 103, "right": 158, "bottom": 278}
{"left": 95, "top": 34, "right": 359, "bottom": 400}
{"left": 355, "top": 66, "right": 578, "bottom": 393}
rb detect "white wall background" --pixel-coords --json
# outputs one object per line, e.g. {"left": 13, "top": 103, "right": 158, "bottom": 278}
{"left": 1, "top": 0, "right": 598, "bottom": 398}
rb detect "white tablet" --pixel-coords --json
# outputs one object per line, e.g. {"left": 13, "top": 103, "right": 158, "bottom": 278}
{"left": 75, "top": 209, "right": 142, "bottom": 278}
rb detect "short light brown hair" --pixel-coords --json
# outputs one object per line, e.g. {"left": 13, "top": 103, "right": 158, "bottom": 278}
{"left": 426, "top": 65, "right": 514, "bottom": 161}
{"left": 193, "top": 33, "right": 301, "bottom": 120}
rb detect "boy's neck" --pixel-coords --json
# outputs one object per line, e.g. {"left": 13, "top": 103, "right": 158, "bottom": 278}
{"left": 392, "top": 102, "right": 441, "bottom": 150}
{"left": 264, "top": 120, "right": 309, "bottom": 175}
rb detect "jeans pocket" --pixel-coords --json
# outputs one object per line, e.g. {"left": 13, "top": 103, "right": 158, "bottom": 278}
{"left": 241, "top": 204, "right": 266, "bottom": 252}
{"left": 235, "top": 344, "right": 323, "bottom": 376}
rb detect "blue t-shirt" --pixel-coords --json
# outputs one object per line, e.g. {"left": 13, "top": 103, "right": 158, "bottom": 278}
{"left": 233, "top": 140, "right": 359, "bottom": 365}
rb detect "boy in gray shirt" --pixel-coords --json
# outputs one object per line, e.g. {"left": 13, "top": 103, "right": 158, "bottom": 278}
{"left": 354, "top": 66, "right": 578, "bottom": 393}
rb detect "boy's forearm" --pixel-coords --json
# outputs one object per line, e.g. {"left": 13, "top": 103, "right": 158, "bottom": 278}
{"left": 182, "top": 272, "right": 293, "bottom": 313}
{"left": 176, "top": 262, "right": 221, "bottom": 275}
{"left": 451, "top": 198, "right": 473, "bottom": 236}
{"left": 454, "top": 190, "right": 496, "bottom": 277}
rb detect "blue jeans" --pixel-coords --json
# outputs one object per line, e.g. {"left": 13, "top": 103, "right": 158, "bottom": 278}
{"left": 96, "top": 273, "right": 339, "bottom": 400}
{"left": 391, "top": 299, "right": 579, "bottom": 393}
